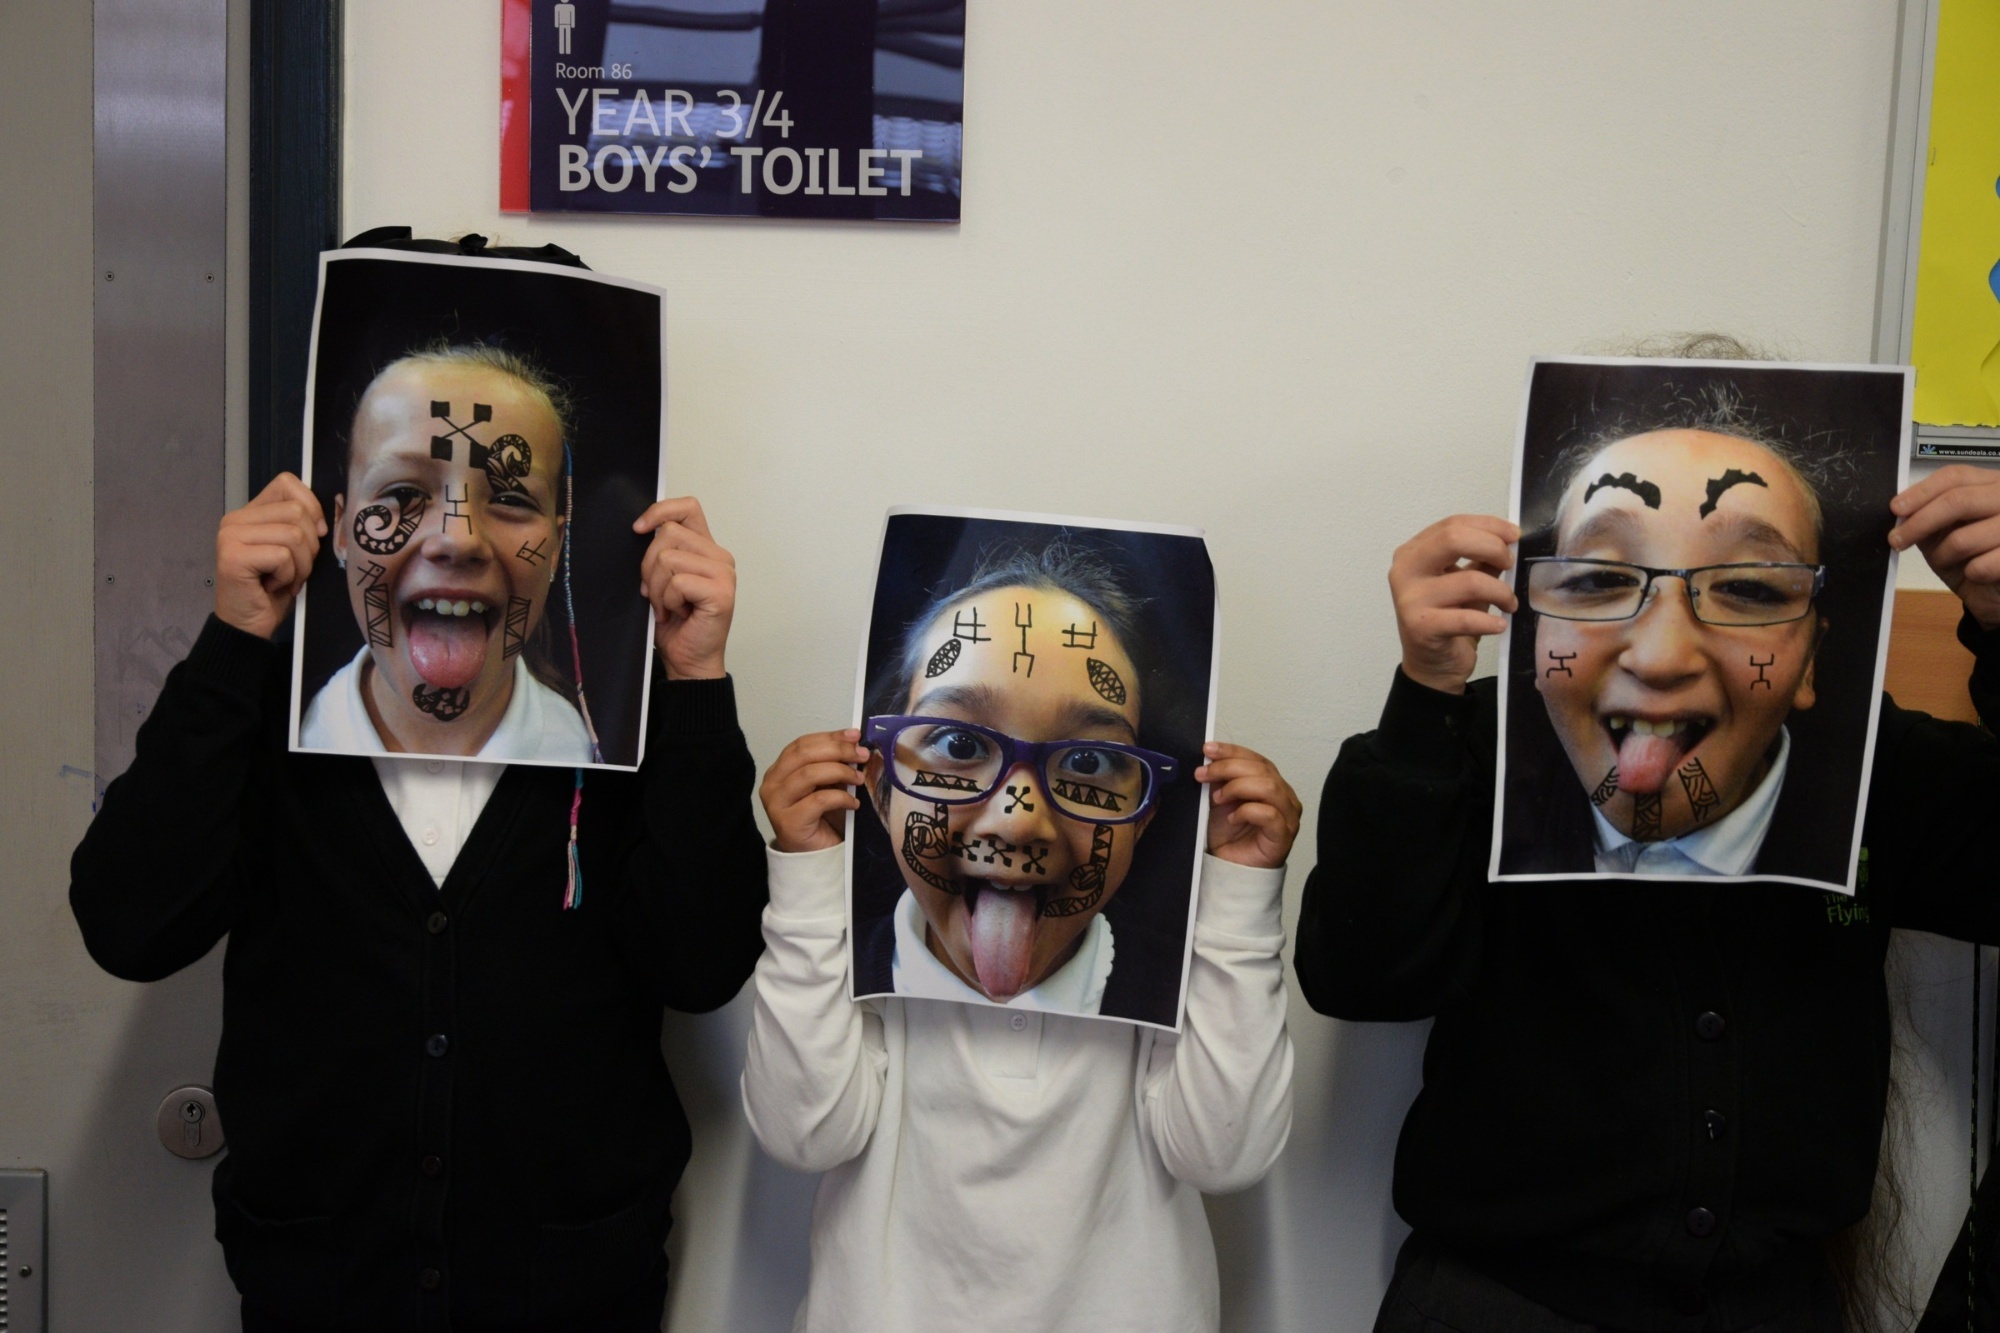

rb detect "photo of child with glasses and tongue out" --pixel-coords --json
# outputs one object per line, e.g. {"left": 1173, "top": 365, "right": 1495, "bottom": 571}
{"left": 1491, "top": 358, "right": 1911, "bottom": 889}
{"left": 739, "top": 513, "right": 1297, "bottom": 1332}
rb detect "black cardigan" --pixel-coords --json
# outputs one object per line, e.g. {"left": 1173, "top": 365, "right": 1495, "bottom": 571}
{"left": 70, "top": 616, "right": 769, "bottom": 1330}
{"left": 1295, "top": 616, "right": 2000, "bottom": 1331}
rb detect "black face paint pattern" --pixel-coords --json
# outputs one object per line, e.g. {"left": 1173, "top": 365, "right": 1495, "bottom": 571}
{"left": 517, "top": 538, "right": 549, "bottom": 566}
{"left": 502, "top": 597, "right": 531, "bottom": 661}
{"left": 429, "top": 400, "right": 492, "bottom": 461}
{"left": 1022, "top": 845, "right": 1048, "bottom": 875}
{"left": 1043, "top": 825, "right": 1112, "bottom": 919}
{"left": 953, "top": 833, "right": 1019, "bottom": 869}
{"left": 1590, "top": 766, "right": 1619, "bottom": 808}
{"left": 1750, "top": 654, "right": 1775, "bottom": 689}
{"left": 412, "top": 684, "right": 470, "bottom": 722}
{"left": 356, "top": 560, "right": 392, "bottom": 648}
{"left": 1004, "top": 785, "right": 1035, "bottom": 813}
{"left": 1698, "top": 468, "right": 1767, "bottom": 519}
{"left": 1677, "top": 757, "right": 1720, "bottom": 824}
{"left": 1051, "top": 777, "right": 1125, "bottom": 813}
{"left": 901, "top": 801, "right": 955, "bottom": 893}
{"left": 1583, "top": 472, "right": 1662, "bottom": 509}
{"left": 353, "top": 493, "right": 427, "bottom": 556}
{"left": 442, "top": 485, "right": 471, "bottom": 535}
{"left": 472, "top": 432, "right": 532, "bottom": 499}
{"left": 1062, "top": 621, "right": 1097, "bottom": 649}
{"left": 1013, "top": 603, "right": 1035, "bottom": 676}
{"left": 924, "top": 637, "right": 962, "bottom": 678}
{"left": 1545, "top": 651, "right": 1575, "bottom": 678}
{"left": 1631, "top": 792, "right": 1663, "bottom": 841}
{"left": 1086, "top": 658, "right": 1127, "bottom": 705}
{"left": 912, "top": 769, "right": 981, "bottom": 793}
{"left": 951, "top": 608, "right": 990, "bottom": 643}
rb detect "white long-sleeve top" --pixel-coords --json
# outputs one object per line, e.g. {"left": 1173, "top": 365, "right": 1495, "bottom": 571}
{"left": 741, "top": 845, "right": 1294, "bottom": 1333}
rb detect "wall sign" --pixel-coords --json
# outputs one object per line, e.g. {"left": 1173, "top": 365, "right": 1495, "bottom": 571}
{"left": 501, "top": 0, "right": 963, "bottom": 222}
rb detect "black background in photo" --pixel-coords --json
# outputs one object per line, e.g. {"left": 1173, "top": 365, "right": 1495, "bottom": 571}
{"left": 853, "top": 513, "right": 1215, "bottom": 1025}
{"left": 300, "top": 256, "right": 660, "bottom": 767}
{"left": 1501, "top": 361, "right": 1907, "bottom": 882}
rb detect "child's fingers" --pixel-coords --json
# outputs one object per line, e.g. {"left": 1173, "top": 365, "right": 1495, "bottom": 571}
{"left": 1210, "top": 774, "right": 1290, "bottom": 812}
{"left": 769, "top": 760, "right": 869, "bottom": 808}
{"left": 644, "top": 520, "right": 734, "bottom": 564}
{"left": 633, "top": 496, "right": 713, "bottom": 539}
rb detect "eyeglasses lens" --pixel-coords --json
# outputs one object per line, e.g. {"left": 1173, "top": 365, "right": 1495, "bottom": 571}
{"left": 1046, "top": 745, "right": 1148, "bottom": 820}
{"left": 894, "top": 724, "right": 1002, "bottom": 797}
{"left": 1529, "top": 561, "right": 1815, "bottom": 626}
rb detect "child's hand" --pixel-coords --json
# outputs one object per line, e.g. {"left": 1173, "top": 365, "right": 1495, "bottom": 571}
{"left": 215, "top": 473, "right": 325, "bottom": 639}
{"left": 1890, "top": 465, "right": 2000, "bottom": 631}
{"left": 634, "top": 496, "right": 736, "bottom": 680}
{"left": 1196, "top": 743, "right": 1302, "bottom": 870}
{"left": 1390, "top": 514, "right": 1520, "bottom": 694}
{"left": 760, "top": 729, "right": 870, "bottom": 854}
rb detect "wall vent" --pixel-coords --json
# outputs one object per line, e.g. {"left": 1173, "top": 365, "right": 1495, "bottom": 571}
{"left": 0, "top": 1170, "right": 47, "bottom": 1332}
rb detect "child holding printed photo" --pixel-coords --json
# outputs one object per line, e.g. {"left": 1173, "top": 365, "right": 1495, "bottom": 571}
{"left": 741, "top": 512, "right": 1298, "bottom": 1332}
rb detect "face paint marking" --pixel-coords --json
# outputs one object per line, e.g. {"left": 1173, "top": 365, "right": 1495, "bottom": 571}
{"left": 1043, "top": 825, "right": 1112, "bottom": 918}
{"left": 1051, "top": 777, "right": 1124, "bottom": 813}
{"left": 517, "top": 538, "right": 549, "bottom": 566}
{"left": 951, "top": 608, "right": 990, "bottom": 643}
{"left": 1590, "top": 766, "right": 1619, "bottom": 808}
{"left": 924, "top": 637, "right": 962, "bottom": 678}
{"left": 355, "top": 558, "right": 390, "bottom": 649}
{"left": 353, "top": 493, "right": 427, "bottom": 556}
{"left": 1545, "top": 651, "right": 1575, "bottom": 678}
{"left": 442, "top": 485, "right": 471, "bottom": 535}
{"left": 953, "top": 832, "right": 1019, "bottom": 869}
{"left": 364, "top": 583, "right": 393, "bottom": 649}
{"left": 912, "top": 769, "right": 982, "bottom": 793}
{"left": 429, "top": 400, "right": 493, "bottom": 462}
{"left": 1062, "top": 621, "right": 1097, "bottom": 650}
{"left": 1583, "top": 472, "right": 1662, "bottom": 509}
{"left": 901, "top": 801, "right": 956, "bottom": 893}
{"left": 1631, "top": 792, "right": 1662, "bottom": 841}
{"left": 1022, "top": 845, "right": 1048, "bottom": 875}
{"left": 412, "top": 684, "right": 470, "bottom": 721}
{"left": 1698, "top": 468, "right": 1768, "bottom": 520}
{"left": 502, "top": 596, "right": 531, "bottom": 661}
{"left": 1013, "top": 602, "right": 1035, "bottom": 676}
{"left": 1086, "top": 657, "right": 1127, "bottom": 705}
{"left": 1004, "top": 785, "right": 1035, "bottom": 813}
{"left": 1749, "top": 654, "right": 1775, "bottom": 689}
{"left": 472, "top": 432, "right": 532, "bottom": 499}
{"left": 1677, "top": 757, "right": 1720, "bottom": 824}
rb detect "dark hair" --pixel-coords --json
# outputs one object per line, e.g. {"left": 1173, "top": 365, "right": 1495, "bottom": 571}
{"left": 864, "top": 534, "right": 1152, "bottom": 804}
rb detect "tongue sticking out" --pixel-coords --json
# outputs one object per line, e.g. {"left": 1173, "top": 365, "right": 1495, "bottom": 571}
{"left": 407, "top": 614, "right": 489, "bottom": 690}
{"left": 1617, "top": 732, "right": 1684, "bottom": 797}
{"left": 966, "top": 887, "right": 1038, "bottom": 1000}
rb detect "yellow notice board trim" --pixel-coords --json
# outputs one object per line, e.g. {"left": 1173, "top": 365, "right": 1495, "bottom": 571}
{"left": 1912, "top": 0, "right": 2000, "bottom": 427}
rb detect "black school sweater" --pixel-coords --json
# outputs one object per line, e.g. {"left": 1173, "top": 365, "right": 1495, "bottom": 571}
{"left": 69, "top": 617, "right": 769, "bottom": 1330}
{"left": 1295, "top": 617, "right": 2000, "bottom": 1331}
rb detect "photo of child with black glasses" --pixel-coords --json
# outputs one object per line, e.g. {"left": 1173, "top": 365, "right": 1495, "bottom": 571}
{"left": 836, "top": 512, "right": 1223, "bottom": 1027}
{"left": 1495, "top": 358, "right": 1911, "bottom": 890}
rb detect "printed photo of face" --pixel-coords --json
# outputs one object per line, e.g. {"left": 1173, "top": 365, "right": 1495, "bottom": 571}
{"left": 330, "top": 358, "right": 566, "bottom": 755}
{"left": 867, "top": 587, "right": 1155, "bottom": 1002}
{"left": 1531, "top": 429, "right": 1823, "bottom": 842}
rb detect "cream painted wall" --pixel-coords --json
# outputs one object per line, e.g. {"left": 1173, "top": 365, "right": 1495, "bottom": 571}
{"left": 343, "top": 2, "right": 1977, "bottom": 1329}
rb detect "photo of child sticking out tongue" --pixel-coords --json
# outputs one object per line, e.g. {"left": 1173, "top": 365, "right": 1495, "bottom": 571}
{"left": 300, "top": 343, "right": 595, "bottom": 762}
{"left": 850, "top": 515, "right": 1216, "bottom": 1028}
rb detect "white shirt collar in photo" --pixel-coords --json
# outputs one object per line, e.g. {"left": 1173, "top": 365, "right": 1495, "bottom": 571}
{"left": 888, "top": 886, "right": 1114, "bottom": 1015}
{"left": 1591, "top": 726, "right": 1791, "bottom": 878}
{"left": 300, "top": 645, "right": 593, "bottom": 764}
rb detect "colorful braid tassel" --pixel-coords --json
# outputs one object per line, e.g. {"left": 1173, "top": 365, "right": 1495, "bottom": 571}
{"left": 563, "top": 768, "right": 585, "bottom": 910}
